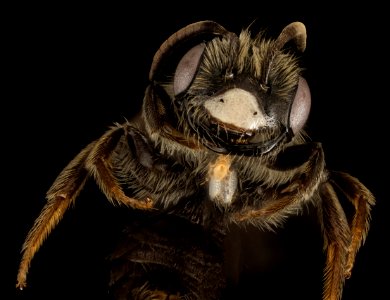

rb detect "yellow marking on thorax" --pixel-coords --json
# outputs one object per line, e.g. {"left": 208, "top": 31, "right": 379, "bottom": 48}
{"left": 209, "top": 155, "right": 232, "bottom": 180}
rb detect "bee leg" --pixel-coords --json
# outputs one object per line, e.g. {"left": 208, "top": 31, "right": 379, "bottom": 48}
{"left": 85, "top": 124, "right": 154, "bottom": 210}
{"left": 16, "top": 140, "right": 96, "bottom": 289}
{"left": 16, "top": 124, "right": 153, "bottom": 290}
{"left": 233, "top": 143, "right": 325, "bottom": 222}
{"left": 318, "top": 182, "right": 351, "bottom": 300}
{"left": 329, "top": 171, "right": 375, "bottom": 278}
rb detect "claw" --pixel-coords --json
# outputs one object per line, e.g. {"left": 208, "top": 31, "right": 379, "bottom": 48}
{"left": 16, "top": 280, "right": 26, "bottom": 291}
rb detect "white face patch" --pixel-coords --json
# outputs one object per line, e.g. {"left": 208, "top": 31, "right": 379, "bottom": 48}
{"left": 204, "top": 88, "right": 266, "bottom": 130}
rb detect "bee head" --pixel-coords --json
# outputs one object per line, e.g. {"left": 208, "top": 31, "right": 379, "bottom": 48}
{"left": 148, "top": 21, "right": 311, "bottom": 156}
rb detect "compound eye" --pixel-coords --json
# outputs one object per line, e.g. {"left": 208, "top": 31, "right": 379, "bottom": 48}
{"left": 173, "top": 43, "right": 206, "bottom": 96}
{"left": 290, "top": 77, "right": 311, "bottom": 134}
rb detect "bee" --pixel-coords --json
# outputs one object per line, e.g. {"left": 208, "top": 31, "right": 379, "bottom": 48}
{"left": 16, "top": 20, "right": 375, "bottom": 300}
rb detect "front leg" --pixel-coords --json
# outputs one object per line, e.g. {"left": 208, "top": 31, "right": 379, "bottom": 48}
{"left": 16, "top": 123, "right": 153, "bottom": 290}
{"left": 318, "top": 182, "right": 351, "bottom": 300}
{"left": 16, "top": 141, "right": 95, "bottom": 289}
{"left": 233, "top": 142, "right": 325, "bottom": 223}
{"left": 329, "top": 171, "right": 375, "bottom": 278}
{"left": 85, "top": 124, "right": 153, "bottom": 210}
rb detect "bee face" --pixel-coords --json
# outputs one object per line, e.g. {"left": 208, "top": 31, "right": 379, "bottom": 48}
{"left": 172, "top": 28, "right": 311, "bottom": 155}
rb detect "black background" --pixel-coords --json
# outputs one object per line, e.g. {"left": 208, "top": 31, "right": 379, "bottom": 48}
{"left": 6, "top": 4, "right": 387, "bottom": 300}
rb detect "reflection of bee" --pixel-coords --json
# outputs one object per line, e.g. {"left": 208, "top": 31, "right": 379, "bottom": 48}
{"left": 16, "top": 20, "right": 375, "bottom": 299}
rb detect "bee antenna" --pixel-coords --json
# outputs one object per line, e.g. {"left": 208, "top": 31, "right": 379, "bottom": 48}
{"left": 149, "top": 20, "right": 229, "bottom": 81}
{"left": 274, "top": 21, "right": 307, "bottom": 52}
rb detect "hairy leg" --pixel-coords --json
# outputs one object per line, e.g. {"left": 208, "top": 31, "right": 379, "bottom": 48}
{"left": 16, "top": 124, "right": 154, "bottom": 289}
{"left": 319, "top": 182, "right": 351, "bottom": 300}
{"left": 233, "top": 143, "right": 325, "bottom": 223}
{"left": 16, "top": 141, "right": 95, "bottom": 289}
{"left": 330, "top": 171, "right": 375, "bottom": 278}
